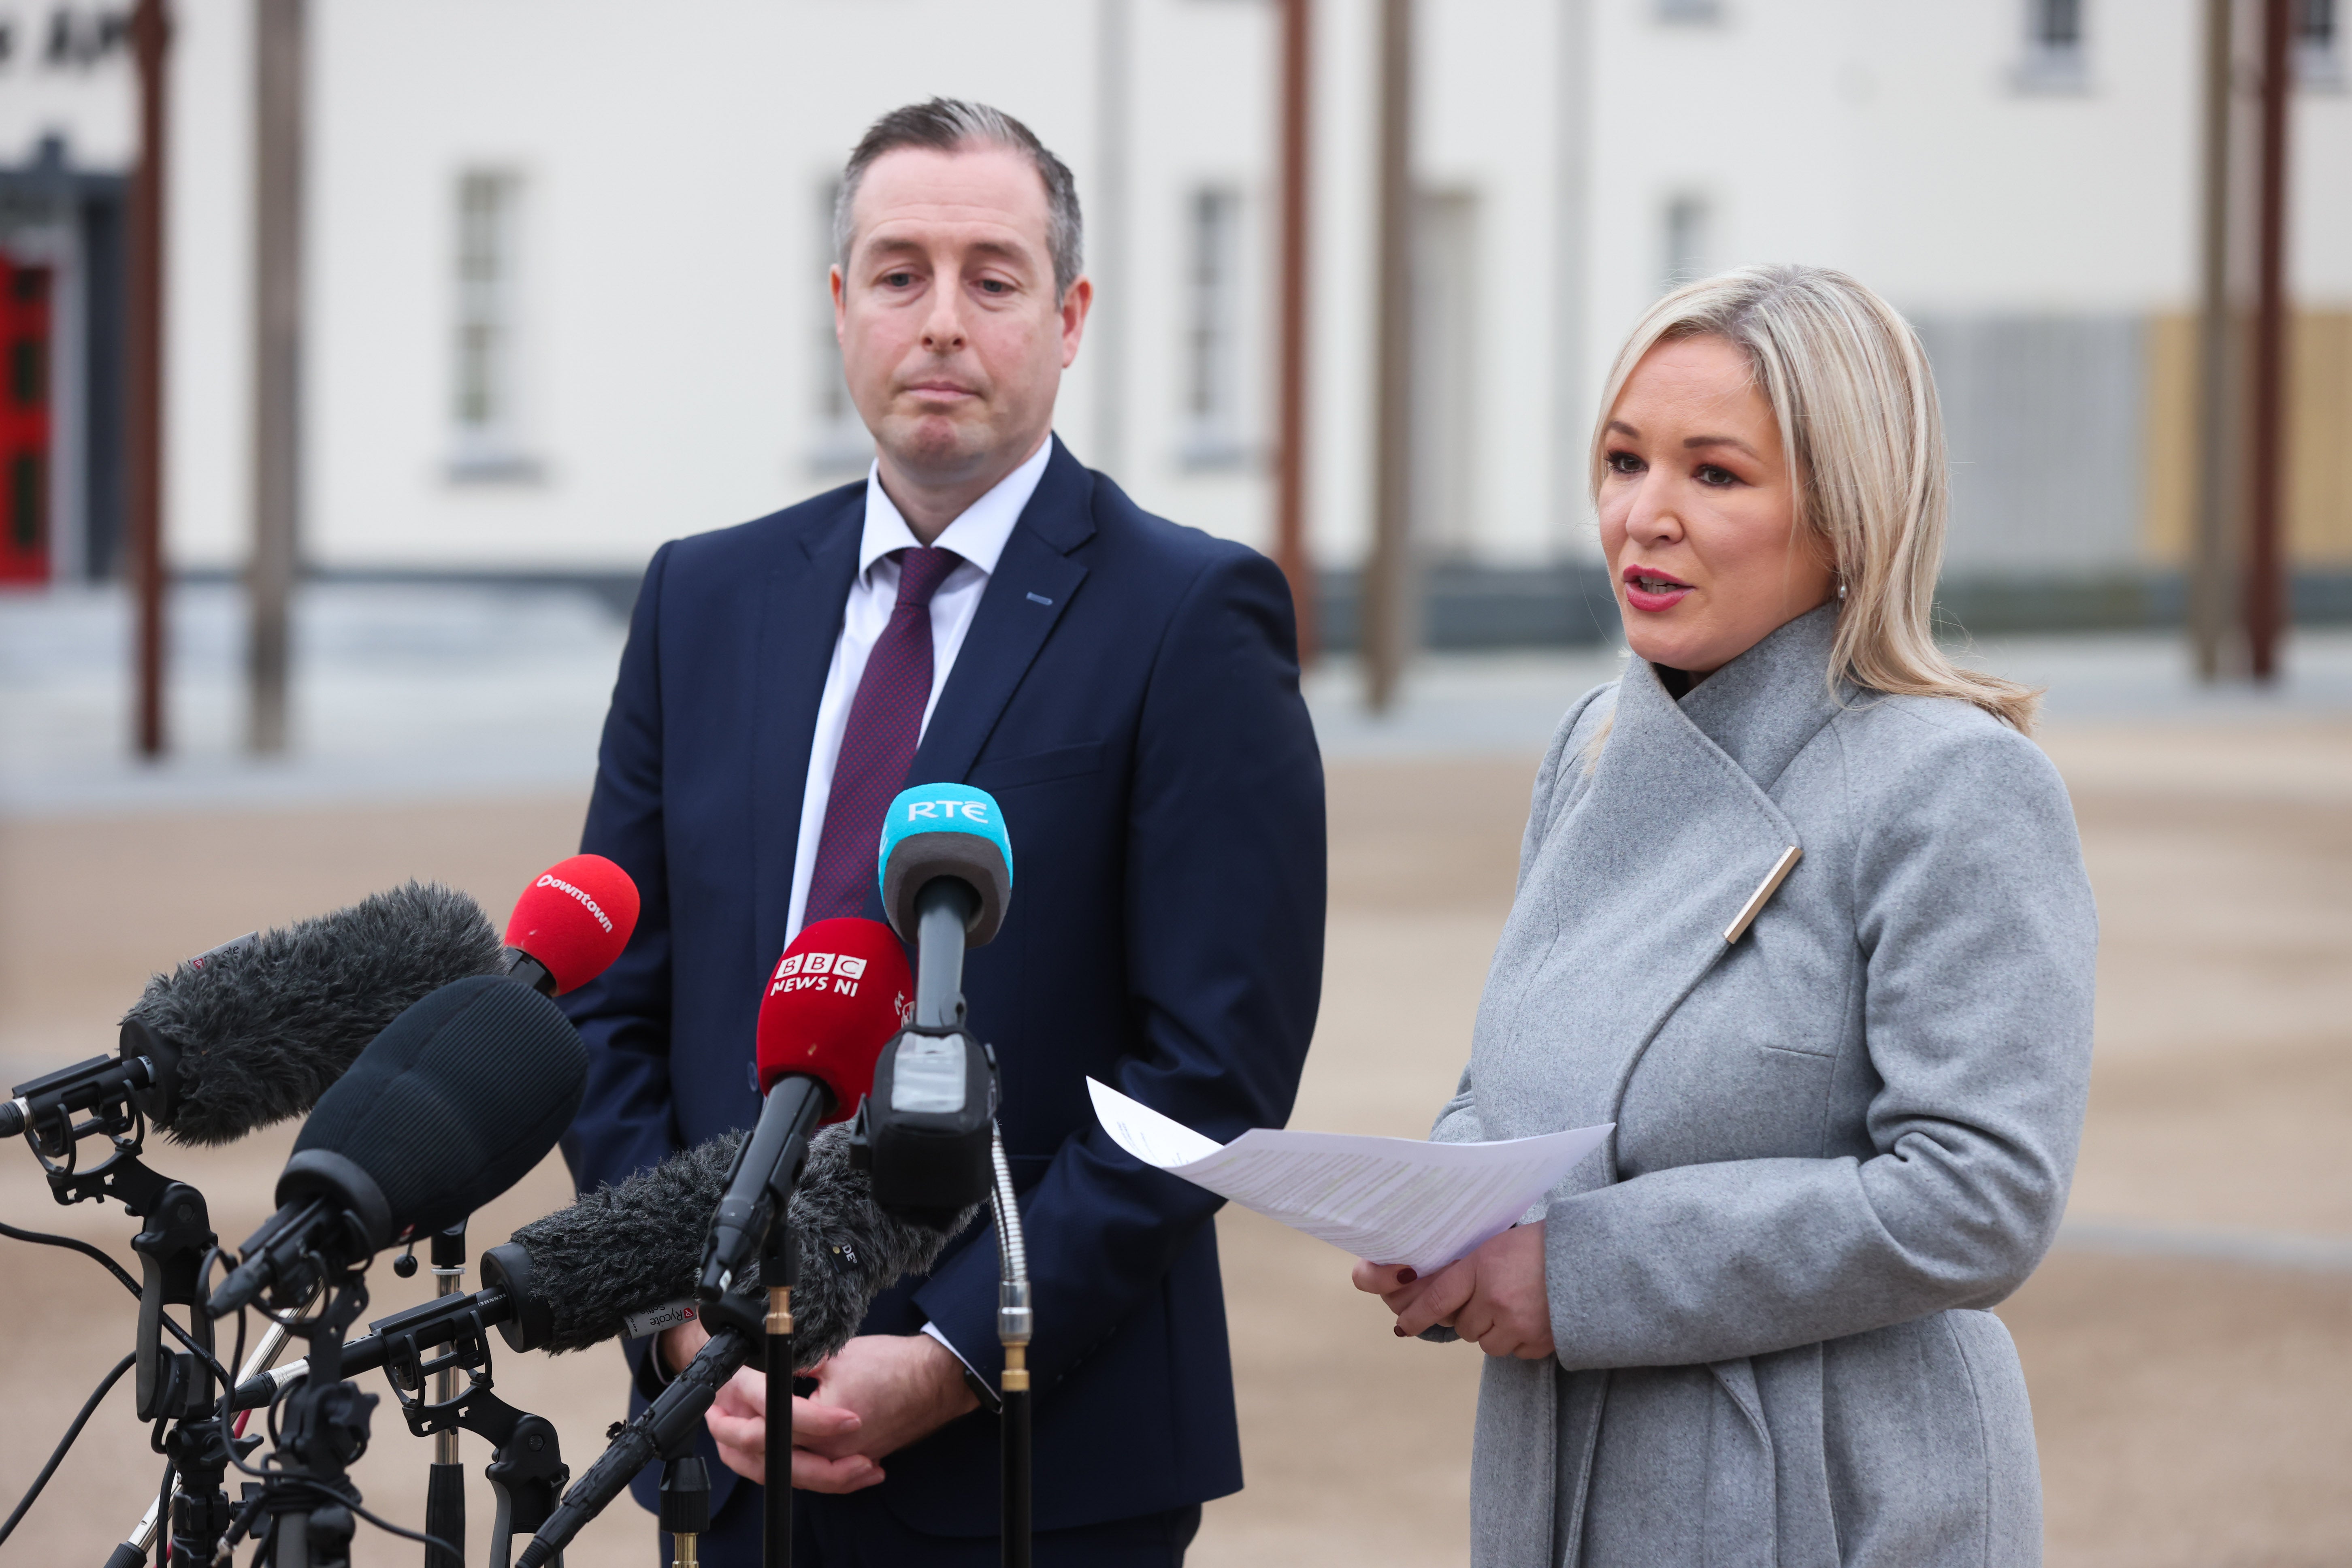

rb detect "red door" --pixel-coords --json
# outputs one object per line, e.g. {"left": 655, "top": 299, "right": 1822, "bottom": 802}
{"left": 0, "top": 255, "right": 53, "bottom": 584}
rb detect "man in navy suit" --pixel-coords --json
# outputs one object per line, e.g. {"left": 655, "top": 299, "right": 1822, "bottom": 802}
{"left": 559, "top": 98, "right": 1325, "bottom": 1565}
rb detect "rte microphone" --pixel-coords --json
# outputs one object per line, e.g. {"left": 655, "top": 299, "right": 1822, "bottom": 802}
{"left": 694, "top": 918, "right": 912, "bottom": 1300}
{"left": 207, "top": 974, "right": 590, "bottom": 1316}
{"left": 851, "top": 784, "right": 1013, "bottom": 1214}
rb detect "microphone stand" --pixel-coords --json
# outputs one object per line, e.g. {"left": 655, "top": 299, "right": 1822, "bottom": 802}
{"left": 990, "top": 1129, "right": 1031, "bottom": 1568}
{"left": 234, "top": 1264, "right": 378, "bottom": 1568}
{"left": 7, "top": 1060, "right": 250, "bottom": 1568}
{"left": 370, "top": 1278, "right": 571, "bottom": 1568}
{"left": 426, "top": 1223, "right": 468, "bottom": 1568}
{"left": 515, "top": 1320, "right": 758, "bottom": 1568}
{"left": 763, "top": 1215, "right": 798, "bottom": 1568}
{"left": 908, "top": 882, "right": 1032, "bottom": 1568}
{"left": 106, "top": 1289, "right": 310, "bottom": 1568}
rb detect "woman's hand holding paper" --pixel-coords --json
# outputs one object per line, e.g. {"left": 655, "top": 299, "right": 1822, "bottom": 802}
{"left": 1354, "top": 1223, "right": 1555, "bottom": 1360}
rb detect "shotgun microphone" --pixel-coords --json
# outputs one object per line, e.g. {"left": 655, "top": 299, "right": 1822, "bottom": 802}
{"left": 229, "top": 1121, "right": 978, "bottom": 1410}
{"left": 0, "top": 858, "right": 637, "bottom": 1153}
{"left": 0, "top": 882, "right": 505, "bottom": 1148}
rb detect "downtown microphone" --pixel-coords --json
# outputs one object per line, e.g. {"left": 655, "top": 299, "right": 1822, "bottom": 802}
{"left": 695, "top": 917, "right": 914, "bottom": 1300}
{"left": 497, "top": 852, "right": 640, "bottom": 996}
{"left": 207, "top": 974, "right": 591, "bottom": 1316}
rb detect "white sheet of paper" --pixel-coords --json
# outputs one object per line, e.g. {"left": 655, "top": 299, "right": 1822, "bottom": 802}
{"left": 1088, "top": 1078, "right": 1613, "bottom": 1274}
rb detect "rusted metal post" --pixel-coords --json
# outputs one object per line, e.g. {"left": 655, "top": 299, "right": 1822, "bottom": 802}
{"left": 250, "top": 0, "right": 305, "bottom": 753}
{"left": 2243, "top": 0, "right": 2292, "bottom": 682}
{"left": 2190, "top": 0, "right": 2240, "bottom": 681}
{"left": 1273, "top": 0, "right": 1317, "bottom": 667}
{"left": 1363, "top": 0, "right": 1413, "bottom": 712}
{"left": 128, "top": 0, "right": 170, "bottom": 759}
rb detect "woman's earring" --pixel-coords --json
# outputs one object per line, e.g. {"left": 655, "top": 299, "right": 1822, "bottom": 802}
{"left": 1836, "top": 578, "right": 1847, "bottom": 603}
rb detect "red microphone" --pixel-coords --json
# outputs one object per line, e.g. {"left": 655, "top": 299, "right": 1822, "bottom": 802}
{"left": 694, "top": 920, "right": 912, "bottom": 1297}
{"left": 502, "top": 854, "right": 642, "bottom": 995}
{"left": 756, "top": 917, "right": 912, "bottom": 1123}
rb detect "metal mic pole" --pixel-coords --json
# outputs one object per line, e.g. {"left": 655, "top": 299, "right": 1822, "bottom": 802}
{"left": 763, "top": 1216, "right": 796, "bottom": 1568}
{"left": 991, "top": 1127, "right": 1031, "bottom": 1568}
{"left": 426, "top": 1222, "right": 468, "bottom": 1568}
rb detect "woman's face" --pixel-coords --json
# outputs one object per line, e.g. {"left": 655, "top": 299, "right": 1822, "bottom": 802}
{"left": 1597, "top": 334, "right": 1835, "bottom": 680}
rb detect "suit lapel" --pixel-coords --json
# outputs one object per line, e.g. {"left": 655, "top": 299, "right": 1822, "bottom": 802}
{"left": 907, "top": 438, "right": 1095, "bottom": 788}
{"left": 752, "top": 496, "right": 863, "bottom": 968}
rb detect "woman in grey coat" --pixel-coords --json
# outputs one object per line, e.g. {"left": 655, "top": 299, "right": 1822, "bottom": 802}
{"left": 1355, "top": 265, "right": 2096, "bottom": 1567}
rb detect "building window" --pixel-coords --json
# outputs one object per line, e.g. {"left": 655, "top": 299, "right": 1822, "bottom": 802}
{"left": 1179, "top": 187, "right": 1247, "bottom": 470}
{"left": 809, "top": 177, "right": 872, "bottom": 478}
{"left": 1655, "top": 0, "right": 1724, "bottom": 23}
{"left": 449, "top": 170, "right": 538, "bottom": 481}
{"left": 2299, "top": 0, "right": 2343, "bottom": 88}
{"left": 1662, "top": 194, "right": 1711, "bottom": 293}
{"left": 2014, "top": 0, "right": 2089, "bottom": 92}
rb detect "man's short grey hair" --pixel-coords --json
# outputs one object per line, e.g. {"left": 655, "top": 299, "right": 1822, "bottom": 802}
{"left": 833, "top": 98, "right": 1085, "bottom": 300}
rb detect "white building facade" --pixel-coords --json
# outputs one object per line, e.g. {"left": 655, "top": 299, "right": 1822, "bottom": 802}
{"left": 2, "top": 0, "right": 2347, "bottom": 631}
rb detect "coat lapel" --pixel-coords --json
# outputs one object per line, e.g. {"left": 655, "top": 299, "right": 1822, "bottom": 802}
{"left": 1468, "top": 608, "right": 1845, "bottom": 1172}
{"left": 751, "top": 495, "right": 863, "bottom": 969}
{"left": 906, "top": 437, "right": 1094, "bottom": 788}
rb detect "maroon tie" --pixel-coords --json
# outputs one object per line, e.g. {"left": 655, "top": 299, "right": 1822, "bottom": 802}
{"left": 803, "top": 547, "right": 965, "bottom": 922}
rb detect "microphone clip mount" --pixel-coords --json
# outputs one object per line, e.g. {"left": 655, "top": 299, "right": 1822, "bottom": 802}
{"left": 369, "top": 1284, "right": 571, "bottom": 1560}
{"left": 847, "top": 1025, "right": 1000, "bottom": 1218}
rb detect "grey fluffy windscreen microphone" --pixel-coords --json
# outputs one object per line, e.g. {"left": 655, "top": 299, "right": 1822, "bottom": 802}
{"left": 120, "top": 880, "right": 505, "bottom": 1145}
{"left": 484, "top": 1124, "right": 976, "bottom": 1369}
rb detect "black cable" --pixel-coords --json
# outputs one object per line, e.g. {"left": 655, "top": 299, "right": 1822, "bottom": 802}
{"left": 349, "top": 1495, "right": 460, "bottom": 1559}
{"left": 230, "top": 1472, "right": 459, "bottom": 1563}
{"left": 0, "top": 1219, "right": 239, "bottom": 1389}
{"left": 0, "top": 1217, "right": 141, "bottom": 1297}
{"left": 0, "top": 1350, "right": 137, "bottom": 1547}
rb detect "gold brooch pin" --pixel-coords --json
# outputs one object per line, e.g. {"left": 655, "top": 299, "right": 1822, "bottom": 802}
{"left": 1725, "top": 846, "right": 1803, "bottom": 945}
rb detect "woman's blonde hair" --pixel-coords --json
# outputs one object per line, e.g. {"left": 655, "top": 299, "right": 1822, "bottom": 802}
{"left": 1589, "top": 263, "right": 2038, "bottom": 733}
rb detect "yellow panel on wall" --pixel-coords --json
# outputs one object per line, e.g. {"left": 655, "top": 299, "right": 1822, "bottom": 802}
{"left": 2140, "top": 310, "right": 2352, "bottom": 569}
{"left": 2291, "top": 313, "right": 2352, "bottom": 565}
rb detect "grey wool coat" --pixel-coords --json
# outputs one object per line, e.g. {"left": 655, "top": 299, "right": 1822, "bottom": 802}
{"left": 1432, "top": 605, "right": 2096, "bottom": 1568}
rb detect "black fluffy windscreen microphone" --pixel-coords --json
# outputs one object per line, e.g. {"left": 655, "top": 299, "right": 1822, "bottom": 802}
{"left": 121, "top": 881, "right": 505, "bottom": 1146}
{"left": 486, "top": 1125, "right": 976, "bottom": 1369}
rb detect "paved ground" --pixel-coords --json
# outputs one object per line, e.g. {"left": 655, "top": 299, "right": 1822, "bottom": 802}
{"left": 3, "top": 584, "right": 2350, "bottom": 1564}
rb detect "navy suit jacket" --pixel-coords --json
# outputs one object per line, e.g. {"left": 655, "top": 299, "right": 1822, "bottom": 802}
{"left": 559, "top": 438, "right": 1326, "bottom": 1536}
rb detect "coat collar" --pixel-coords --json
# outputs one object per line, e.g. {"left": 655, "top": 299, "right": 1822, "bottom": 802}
{"left": 1669, "top": 603, "right": 1846, "bottom": 796}
{"left": 1467, "top": 608, "right": 1844, "bottom": 1159}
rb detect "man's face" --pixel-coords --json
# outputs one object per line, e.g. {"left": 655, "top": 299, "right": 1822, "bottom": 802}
{"left": 833, "top": 144, "right": 1089, "bottom": 487}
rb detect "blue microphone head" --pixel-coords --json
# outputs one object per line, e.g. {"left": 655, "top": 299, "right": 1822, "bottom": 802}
{"left": 877, "top": 784, "right": 1014, "bottom": 946}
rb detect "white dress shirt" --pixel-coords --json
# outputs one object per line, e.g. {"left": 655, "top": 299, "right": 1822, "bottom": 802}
{"left": 784, "top": 437, "right": 1052, "bottom": 945}
{"left": 783, "top": 436, "right": 1052, "bottom": 1383}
